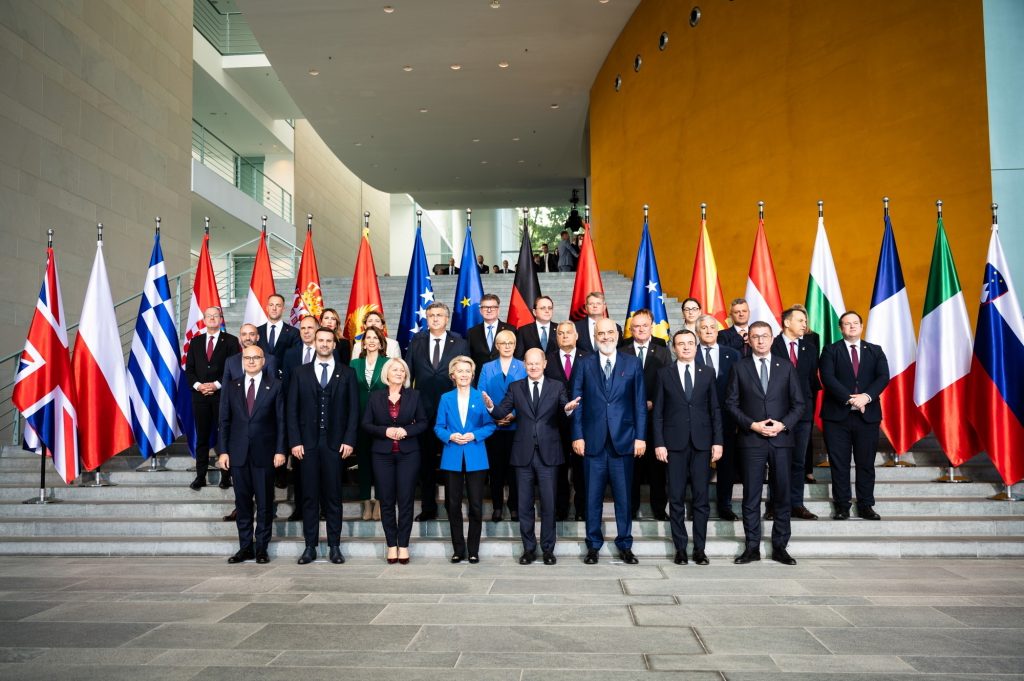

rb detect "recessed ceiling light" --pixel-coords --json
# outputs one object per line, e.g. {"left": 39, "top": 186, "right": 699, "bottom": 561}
{"left": 490, "top": 0, "right": 500, "bottom": 7}
{"left": 308, "top": 68, "right": 320, "bottom": 76}
{"left": 418, "top": 107, "right": 429, "bottom": 113}
{"left": 354, "top": 142, "right": 362, "bottom": 146}
{"left": 498, "top": 60, "right": 509, "bottom": 68}
{"left": 480, "top": 160, "right": 488, "bottom": 164}
{"left": 383, "top": 5, "right": 395, "bottom": 13}
{"left": 450, "top": 64, "right": 462, "bottom": 71}
{"left": 599, "top": 0, "right": 610, "bottom": 4}
{"left": 517, "top": 159, "right": 525, "bottom": 164}
{"left": 402, "top": 65, "right": 413, "bottom": 72}
{"left": 512, "top": 137, "right": 520, "bottom": 141}
{"left": 471, "top": 138, "right": 480, "bottom": 143}
{"left": 549, "top": 103, "right": 559, "bottom": 109}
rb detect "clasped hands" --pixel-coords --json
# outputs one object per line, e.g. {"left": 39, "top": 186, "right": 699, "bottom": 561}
{"left": 385, "top": 426, "right": 409, "bottom": 441}
{"left": 448, "top": 432, "right": 476, "bottom": 445}
{"left": 196, "top": 382, "right": 218, "bottom": 396}
{"left": 847, "top": 393, "right": 871, "bottom": 412}
{"left": 751, "top": 420, "right": 785, "bottom": 437}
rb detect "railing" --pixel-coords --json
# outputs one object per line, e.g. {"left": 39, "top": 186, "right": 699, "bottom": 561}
{"left": 192, "top": 119, "right": 293, "bottom": 223}
{"left": 193, "top": 0, "right": 262, "bottom": 55}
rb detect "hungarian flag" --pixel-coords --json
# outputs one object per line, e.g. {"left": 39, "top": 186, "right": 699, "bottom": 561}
{"left": 508, "top": 225, "right": 540, "bottom": 328}
{"left": 744, "top": 215, "right": 783, "bottom": 335}
{"left": 805, "top": 215, "right": 846, "bottom": 348}
{"left": 182, "top": 232, "right": 222, "bottom": 364}
{"left": 72, "top": 239, "right": 134, "bottom": 470}
{"left": 344, "top": 226, "right": 384, "bottom": 342}
{"left": 688, "top": 216, "right": 727, "bottom": 326}
{"left": 866, "top": 214, "right": 930, "bottom": 454}
{"left": 969, "top": 225, "right": 1024, "bottom": 485}
{"left": 290, "top": 226, "right": 324, "bottom": 325}
{"left": 243, "top": 230, "right": 276, "bottom": 327}
{"left": 569, "top": 222, "right": 605, "bottom": 321}
{"left": 914, "top": 215, "right": 981, "bottom": 466}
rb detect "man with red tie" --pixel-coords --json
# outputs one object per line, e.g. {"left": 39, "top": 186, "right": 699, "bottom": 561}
{"left": 546, "top": 321, "right": 589, "bottom": 520}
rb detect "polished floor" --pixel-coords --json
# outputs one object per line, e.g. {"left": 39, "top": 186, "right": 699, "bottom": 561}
{"left": 0, "top": 555, "right": 1022, "bottom": 680}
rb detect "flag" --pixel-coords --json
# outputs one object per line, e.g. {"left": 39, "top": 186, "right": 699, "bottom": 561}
{"left": 914, "top": 216, "right": 981, "bottom": 466}
{"left": 866, "top": 215, "right": 930, "bottom": 454}
{"left": 508, "top": 226, "right": 540, "bottom": 328}
{"left": 623, "top": 218, "right": 670, "bottom": 342}
{"left": 344, "top": 226, "right": 384, "bottom": 342}
{"left": 290, "top": 227, "right": 324, "bottom": 325}
{"left": 182, "top": 232, "right": 222, "bottom": 364}
{"left": 969, "top": 225, "right": 1024, "bottom": 485}
{"left": 569, "top": 222, "right": 605, "bottom": 322}
{"left": 72, "top": 240, "right": 133, "bottom": 470}
{"left": 397, "top": 226, "right": 435, "bottom": 352}
{"left": 688, "top": 216, "right": 727, "bottom": 327}
{"left": 127, "top": 232, "right": 195, "bottom": 459}
{"left": 451, "top": 226, "right": 484, "bottom": 336}
{"left": 805, "top": 216, "right": 846, "bottom": 348}
{"left": 744, "top": 215, "right": 783, "bottom": 335}
{"left": 243, "top": 231, "right": 275, "bottom": 327}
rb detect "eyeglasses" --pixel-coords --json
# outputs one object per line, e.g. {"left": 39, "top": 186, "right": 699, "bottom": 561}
{"left": 495, "top": 341, "right": 515, "bottom": 346}
{"left": 480, "top": 305, "right": 499, "bottom": 311}
{"left": 748, "top": 333, "right": 772, "bottom": 341}
{"left": 242, "top": 356, "right": 264, "bottom": 362}
{"left": 682, "top": 306, "right": 700, "bottom": 312}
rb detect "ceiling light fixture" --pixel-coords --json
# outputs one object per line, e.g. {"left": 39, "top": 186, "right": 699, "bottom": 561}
{"left": 498, "top": 60, "right": 509, "bottom": 68}
{"left": 480, "top": 160, "right": 488, "bottom": 164}
{"left": 402, "top": 65, "right": 413, "bottom": 72}
{"left": 472, "top": 138, "right": 480, "bottom": 142}
{"left": 549, "top": 103, "right": 559, "bottom": 109}
{"left": 512, "top": 137, "right": 520, "bottom": 141}
{"left": 383, "top": 5, "right": 395, "bottom": 13}
{"left": 418, "top": 107, "right": 429, "bottom": 113}
{"left": 450, "top": 64, "right": 462, "bottom": 71}
{"left": 308, "top": 68, "right": 320, "bottom": 76}
{"left": 490, "top": 0, "right": 500, "bottom": 8}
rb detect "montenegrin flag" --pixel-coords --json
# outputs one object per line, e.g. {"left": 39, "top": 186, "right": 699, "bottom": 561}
{"left": 344, "top": 225, "right": 384, "bottom": 342}
{"left": 744, "top": 213, "right": 783, "bottom": 335}
{"left": 688, "top": 214, "right": 727, "bottom": 327}
{"left": 290, "top": 224, "right": 324, "bottom": 325}
{"left": 243, "top": 229, "right": 276, "bottom": 327}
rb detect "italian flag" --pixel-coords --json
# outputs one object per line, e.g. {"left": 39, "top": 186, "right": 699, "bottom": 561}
{"left": 804, "top": 216, "right": 845, "bottom": 348}
{"left": 744, "top": 216, "right": 783, "bottom": 335}
{"left": 913, "top": 216, "right": 981, "bottom": 466}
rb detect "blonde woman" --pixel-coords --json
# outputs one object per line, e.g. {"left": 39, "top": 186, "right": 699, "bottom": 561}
{"left": 350, "top": 327, "right": 388, "bottom": 520}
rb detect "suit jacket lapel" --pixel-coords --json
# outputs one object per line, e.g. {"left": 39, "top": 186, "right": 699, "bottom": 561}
{"left": 249, "top": 374, "right": 272, "bottom": 415}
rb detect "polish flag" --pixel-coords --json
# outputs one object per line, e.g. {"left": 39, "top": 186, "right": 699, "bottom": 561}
{"left": 243, "top": 230, "right": 276, "bottom": 327}
{"left": 744, "top": 214, "right": 783, "bottom": 335}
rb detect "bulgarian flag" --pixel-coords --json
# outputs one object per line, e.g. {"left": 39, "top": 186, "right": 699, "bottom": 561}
{"left": 914, "top": 211, "right": 981, "bottom": 466}
{"left": 744, "top": 209, "right": 783, "bottom": 335}
{"left": 804, "top": 214, "right": 845, "bottom": 348}
{"left": 688, "top": 211, "right": 727, "bottom": 327}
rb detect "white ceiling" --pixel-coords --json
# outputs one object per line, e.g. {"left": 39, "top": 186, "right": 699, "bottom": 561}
{"left": 236, "top": 0, "right": 640, "bottom": 209}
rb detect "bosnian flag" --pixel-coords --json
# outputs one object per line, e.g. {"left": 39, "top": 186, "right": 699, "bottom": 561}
{"left": 969, "top": 225, "right": 1024, "bottom": 485}
{"left": 744, "top": 214, "right": 783, "bottom": 335}
{"left": 243, "top": 229, "right": 276, "bottom": 327}
{"left": 181, "top": 231, "right": 222, "bottom": 365}
{"left": 866, "top": 215, "right": 930, "bottom": 454}
{"left": 12, "top": 244, "right": 79, "bottom": 484}
{"left": 72, "top": 239, "right": 134, "bottom": 470}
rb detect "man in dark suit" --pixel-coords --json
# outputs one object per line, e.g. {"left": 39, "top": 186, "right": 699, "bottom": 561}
{"left": 557, "top": 230, "right": 579, "bottom": 272}
{"left": 546, "top": 321, "right": 589, "bottom": 521}
{"left": 467, "top": 293, "right": 514, "bottom": 383}
{"left": 770, "top": 307, "right": 820, "bottom": 521}
{"left": 695, "top": 314, "right": 741, "bottom": 521}
{"left": 571, "top": 317, "right": 647, "bottom": 565}
{"left": 726, "top": 320, "right": 805, "bottom": 565}
{"left": 257, "top": 293, "right": 298, "bottom": 368}
{"left": 216, "top": 345, "right": 285, "bottom": 564}
{"left": 185, "top": 306, "right": 240, "bottom": 491}
{"left": 536, "top": 243, "right": 556, "bottom": 273}
{"left": 486, "top": 348, "right": 581, "bottom": 565}
{"left": 575, "top": 292, "right": 624, "bottom": 355}
{"left": 653, "top": 330, "right": 723, "bottom": 565}
{"left": 405, "top": 302, "right": 470, "bottom": 520}
{"left": 280, "top": 315, "right": 320, "bottom": 512}
{"left": 718, "top": 298, "right": 751, "bottom": 356}
{"left": 819, "top": 311, "right": 890, "bottom": 521}
{"left": 287, "top": 327, "right": 360, "bottom": 565}
{"left": 619, "top": 309, "right": 672, "bottom": 520}
{"left": 515, "top": 295, "right": 557, "bottom": 359}
{"left": 476, "top": 255, "right": 488, "bottom": 274}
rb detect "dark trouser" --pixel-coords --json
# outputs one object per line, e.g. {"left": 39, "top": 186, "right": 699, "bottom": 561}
{"left": 289, "top": 455, "right": 304, "bottom": 516}
{"left": 300, "top": 437, "right": 343, "bottom": 547}
{"left": 571, "top": 453, "right": 587, "bottom": 518}
{"left": 824, "top": 412, "right": 879, "bottom": 511}
{"left": 418, "top": 431, "right": 441, "bottom": 517}
{"left": 666, "top": 445, "right": 711, "bottom": 552}
{"left": 515, "top": 452, "right": 558, "bottom": 554}
{"left": 355, "top": 434, "right": 374, "bottom": 501}
{"left": 556, "top": 427, "right": 584, "bottom": 519}
{"left": 555, "top": 461, "right": 570, "bottom": 518}
{"left": 486, "top": 430, "right": 517, "bottom": 514}
{"left": 584, "top": 445, "right": 634, "bottom": 551}
{"left": 231, "top": 461, "right": 274, "bottom": 552}
{"left": 373, "top": 449, "right": 420, "bottom": 547}
{"left": 445, "top": 468, "right": 486, "bottom": 558}
{"left": 191, "top": 395, "right": 219, "bottom": 477}
{"left": 766, "top": 419, "right": 813, "bottom": 508}
{"left": 715, "top": 420, "right": 738, "bottom": 514}
{"left": 631, "top": 447, "right": 667, "bottom": 517}
{"left": 741, "top": 444, "right": 792, "bottom": 550}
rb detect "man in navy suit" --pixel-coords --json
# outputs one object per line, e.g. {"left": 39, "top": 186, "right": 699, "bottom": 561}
{"left": 571, "top": 317, "right": 647, "bottom": 565}
{"left": 718, "top": 298, "right": 751, "bottom": 356}
{"left": 280, "top": 315, "right": 320, "bottom": 514}
{"left": 695, "top": 314, "right": 741, "bottom": 520}
{"left": 257, "top": 293, "right": 298, "bottom": 367}
{"left": 515, "top": 295, "right": 557, "bottom": 359}
{"left": 216, "top": 345, "right": 285, "bottom": 564}
{"left": 726, "top": 320, "right": 805, "bottom": 565}
{"left": 819, "top": 311, "right": 890, "bottom": 521}
{"left": 653, "top": 330, "right": 723, "bottom": 565}
{"left": 575, "top": 292, "right": 624, "bottom": 355}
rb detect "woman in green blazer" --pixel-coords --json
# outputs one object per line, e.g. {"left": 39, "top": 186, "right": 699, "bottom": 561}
{"left": 350, "top": 327, "right": 388, "bottom": 520}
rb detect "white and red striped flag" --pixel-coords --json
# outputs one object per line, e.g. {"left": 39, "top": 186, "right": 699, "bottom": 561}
{"left": 243, "top": 229, "right": 276, "bottom": 327}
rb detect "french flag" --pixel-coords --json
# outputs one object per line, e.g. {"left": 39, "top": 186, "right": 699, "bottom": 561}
{"left": 969, "top": 225, "right": 1024, "bottom": 486}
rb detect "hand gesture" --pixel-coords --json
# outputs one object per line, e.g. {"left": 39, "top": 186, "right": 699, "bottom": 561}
{"left": 564, "top": 396, "right": 581, "bottom": 413}
{"left": 481, "top": 391, "right": 494, "bottom": 410}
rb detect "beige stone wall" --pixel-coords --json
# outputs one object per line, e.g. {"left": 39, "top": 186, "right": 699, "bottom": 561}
{"left": 0, "top": 1, "right": 193, "bottom": 355}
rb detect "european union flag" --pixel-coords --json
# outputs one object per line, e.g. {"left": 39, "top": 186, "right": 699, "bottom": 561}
{"left": 397, "top": 225, "right": 434, "bottom": 353}
{"left": 624, "top": 219, "right": 671, "bottom": 342}
{"left": 451, "top": 225, "right": 484, "bottom": 336}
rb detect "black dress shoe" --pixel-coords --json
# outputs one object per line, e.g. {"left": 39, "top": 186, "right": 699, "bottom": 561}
{"left": 555, "top": 512, "right": 568, "bottom": 522}
{"left": 857, "top": 507, "right": 881, "bottom": 520}
{"left": 274, "top": 469, "right": 288, "bottom": 489}
{"left": 619, "top": 549, "right": 639, "bottom": 565}
{"left": 467, "top": 556, "right": 479, "bottom": 564}
{"left": 718, "top": 509, "right": 739, "bottom": 521}
{"left": 415, "top": 512, "right": 437, "bottom": 522}
{"left": 734, "top": 548, "right": 761, "bottom": 564}
{"left": 509, "top": 513, "right": 518, "bottom": 522}
{"left": 218, "top": 475, "right": 231, "bottom": 490}
{"left": 584, "top": 548, "right": 599, "bottom": 564}
{"left": 286, "top": 510, "right": 302, "bottom": 522}
{"left": 490, "top": 509, "right": 502, "bottom": 522}
{"left": 227, "top": 548, "right": 254, "bottom": 564}
{"left": 673, "top": 550, "right": 688, "bottom": 565}
{"left": 329, "top": 546, "right": 345, "bottom": 564}
{"left": 543, "top": 552, "right": 557, "bottom": 565}
{"left": 222, "top": 509, "right": 237, "bottom": 522}
{"left": 189, "top": 476, "right": 206, "bottom": 491}
{"left": 791, "top": 506, "right": 819, "bottom": 520}
{"left": 574, "top": 513, "right": 585, "bottom": 522}
{"left": 450, "top": 554, "right": 465, "bottom": 563}
{"left": 652, "top": 511, "right": 669, "bottom": 521}
{"left": 255, "top": 552, "right": 270, "bottom": 564}
{"left": 832, "top": 509, "right": 850, "bottom": 520}
{"left": 772, "top": 547, "right": 797, "bottom": 565}
{"left": 764, "top": 508, "right": 775, "bottom": 520}
{"left": 297, "top": 546, "right": 317, "bottom": 564}
{"left": 519, "top": 550, "right": 537, "bottom": 565}
{"left": 693, "top": 549, "right": 709, "bottom": 566}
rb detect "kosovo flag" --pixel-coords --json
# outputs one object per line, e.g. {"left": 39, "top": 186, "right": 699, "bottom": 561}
{"left": 451, "top": 226, "right": 484, "bottom": 336}
{"left": 623, "top": 219, "right": 671, "bottom": 342}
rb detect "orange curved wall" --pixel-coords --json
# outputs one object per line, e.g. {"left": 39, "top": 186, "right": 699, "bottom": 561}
{"left": 590, "top": 0, "right": 992, "bottom": 326}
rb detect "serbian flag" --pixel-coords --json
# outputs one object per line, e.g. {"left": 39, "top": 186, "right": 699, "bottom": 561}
{"left": 344, "top": 225, "right": 384, "bottom": 342}
{"left": 914, "top": 215, "right": 981, "bottom": 466}
{"left": 688, "top": 215, "right": 727, "bottom": 327}
{"left": 866, "top": 214, "right": 930, "bottom": 454}
{"left": 181, "top": 231, "right": 222, "bottom": 364}
{"left": 744, "top": 213, "right": 783, "bottom": 335}
{"left": 243, "top": 230, "right": 276, "bottom": 327}
{"left": 12, "top": 244, "right": 79, "bottom": 484}
{"left": 72, "top": 239, "right": 134, "bottom": 470}
{"left": 969, "top": 225, "right": 1024, "bottom": 485}
{"left": 290, "top": 225, "right": 324, "bottom": 325}
{"left": 508, "top": 225, "right": 540, "bottom": 328}
{"left": 569, "top": 222, "right": 605, "bottom": 321}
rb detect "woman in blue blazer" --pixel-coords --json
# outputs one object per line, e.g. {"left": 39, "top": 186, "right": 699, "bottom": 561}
{"left": 476, "top": 329, "right": 526, "bottom": 522}
{"left": 435, "top": 355, "right": 497, "bottom": 563}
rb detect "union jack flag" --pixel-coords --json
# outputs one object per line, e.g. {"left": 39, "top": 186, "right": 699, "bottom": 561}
{"left": 12, "top": 246, "right": 79, "bottom": 484}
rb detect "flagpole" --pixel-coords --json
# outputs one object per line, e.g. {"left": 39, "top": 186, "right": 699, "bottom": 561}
{"left": 884, "top": 204, "right": 915, "bottom": 469}
{"left": 815, "top": 199, "right": 831, "bottom": 470}
{"left": 138, "top": 217, "right": 171, "bottom": 473}
{"left": 585, "top": 205, "right": 590, "bottom": 224}
{"left": 80, "top": 223, "right": 116, "bottom": 487}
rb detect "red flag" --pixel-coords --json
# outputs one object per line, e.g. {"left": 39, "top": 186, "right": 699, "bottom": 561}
{"left": 244, "top": 231, "right": 276, "bottom": 327}
{"left": 290, "top": 227, "right": 324, "bottom": 325}
{"left": 182, "top": 232, "right": 222, "bottom": 364}
{"left": 344, "top": 226, "right": 384, "bottom": 341}
{"left": 569, "top": 223, "right": 605, "bottom": 321}
{"left": 744, "top": 216, "right": 783, "bottom": 334}
{"left": 688, "top": 217, "right": 727, "bottom": 326}
{"left": 508, "top": 227, "right": 540, "bottom": 328}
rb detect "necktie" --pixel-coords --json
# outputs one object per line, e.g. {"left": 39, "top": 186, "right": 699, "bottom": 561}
{"left": 303, "top": 346, "right": 312, "bottom": 364}
{"left": 851, "top": 345, "right": 860, "bottom": 377}
{"left": 486, "top": 325, "right": 494, "bottom": 351}
{"left": 532, "top": 380, "right": 540, "bottom": 409}
{"left": 540, "top": 325, "right": 548, "bottom": 348}
{"left": 268, "top": 324, "right": 276, "bottom": 351}
{"left": 246, "top": 378, "right": 256, "bottom": 415}
{"left": 705, "top": 347, "right": 715, "bottom": 372}
{"left": 789, "top": 341, "right": 798, "bottom": 367}
{"left": 319, "top": 363, "right": 329, "bottom": 388}
{"left": 563, "top": 353, "right": 572, "bottom": 379}
{"left": 637, "top": 345, "right": 645, "bottom": 366}
{"left": 759, "top": 358, "right": 769, "bottom": 393}
{"left": 432, "top": 338, "right": 441, "bottom": 369}
{"left": 206, "top": 335, "right": 214, "bottom": 361}
{"left": 604, "top": 358, "right": 613, "bottom": 382}
{"left": 684, "top": 364, "right": 693, "bottom": 400}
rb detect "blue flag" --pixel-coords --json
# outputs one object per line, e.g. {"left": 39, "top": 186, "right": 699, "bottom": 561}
{"left": 397, "top": 226, "right": 435, "bottom": 353}
{"left": 623, "top": 220, "right": 671, "bottom": 342}
{"left": 451, "top": 226, "right": 484, "bottom": 336}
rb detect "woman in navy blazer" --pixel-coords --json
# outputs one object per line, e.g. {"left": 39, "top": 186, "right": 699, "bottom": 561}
{"left": 435, "top": 355, "right": 497, "bottom": 563}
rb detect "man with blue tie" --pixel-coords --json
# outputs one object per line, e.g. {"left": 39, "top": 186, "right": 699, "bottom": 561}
{"left": 515, "top": 296, "right": 557, "bottom": 359}
{"left": 695, "top": 314, "right": 741, "bottom": 520}
{"left": 257, "top": 293, "right": 298, "bottom": 368}
{"left": 571, "top": 317, "right": 647, "bottom": 565}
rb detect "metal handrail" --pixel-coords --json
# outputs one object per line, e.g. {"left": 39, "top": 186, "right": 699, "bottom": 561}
{"left": 193, "top": 0, "right": 262, "bottom": 55}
